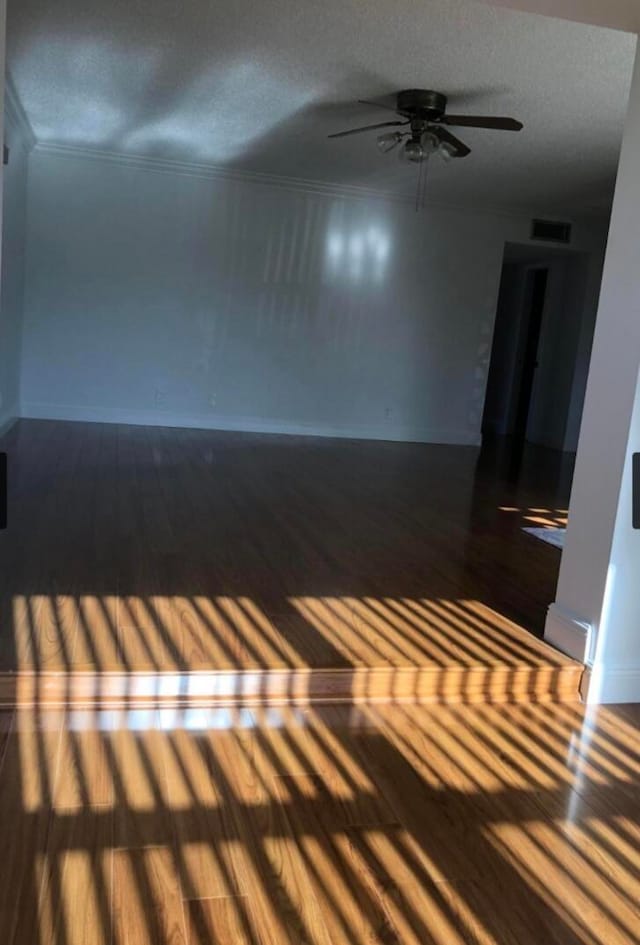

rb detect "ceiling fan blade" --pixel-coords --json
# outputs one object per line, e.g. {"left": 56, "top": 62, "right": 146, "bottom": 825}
{"left": 328, "top": 120, "right": 408, "bottom": 139}
{"left": 357, "top": 98, "right": 399, "bottom": 112}
{"left": 441, "top": 115, "right": 523, "bottom": 131}
{"left": 432, "top": 127, "right": 471, "bottom": 158}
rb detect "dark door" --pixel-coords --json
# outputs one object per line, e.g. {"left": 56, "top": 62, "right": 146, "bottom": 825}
{"left": 513, "top": 267, "right": 548, "bottom": 441}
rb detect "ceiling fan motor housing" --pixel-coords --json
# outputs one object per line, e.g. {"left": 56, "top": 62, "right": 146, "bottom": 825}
{"left": 396, "top": 89, "right": 447, "bottom": 121}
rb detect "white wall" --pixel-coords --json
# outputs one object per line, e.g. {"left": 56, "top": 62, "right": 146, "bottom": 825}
{"left": 19, "top": 147, "right": 608, "bottom": 446}
{"left": 544, "top": 49, "right": 640, "bottom": 703}
{"left": 478, "top": 0, "right": 640, "bottom": 33}
{"left": 588, "top": 365, "right": 640, "bottom": 701}
{"left": 0, "top": 82, "right": 30, "bottom": 435}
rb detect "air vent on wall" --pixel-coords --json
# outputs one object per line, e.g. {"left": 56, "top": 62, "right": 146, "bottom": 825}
{"left": 530, "top": 219, "right": 572, "bottom": 244}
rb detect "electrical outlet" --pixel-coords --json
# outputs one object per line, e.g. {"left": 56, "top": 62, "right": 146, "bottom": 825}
{"left": 384, "top": 406, "right": 392, "bottom": 421}
{"left": 209, "top": 394, "right": 217, "bottom": 408}
{"left": 155, "top": 388, "right": 168, "bottom": 406}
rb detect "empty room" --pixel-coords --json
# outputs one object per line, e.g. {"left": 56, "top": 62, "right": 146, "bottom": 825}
{"left": 0, "top": 0, "right": 639, "bottom": 943}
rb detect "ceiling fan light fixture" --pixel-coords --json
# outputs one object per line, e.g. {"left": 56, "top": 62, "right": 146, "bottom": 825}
{"left": 421, "top": 131, "right": 440, "bottom": 156}
{"left": 438, "top": 140, "right": 458, "bottom": 162}
{"left": 403, "top": 139, "right": 425, "bottom": 163}
{"left": 376, "top": 131, "right": 403, "bottom": 153}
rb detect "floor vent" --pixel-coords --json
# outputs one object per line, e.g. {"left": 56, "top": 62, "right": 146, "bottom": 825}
{"left": 530, "top": 218, "right": 572, "bottom": 244}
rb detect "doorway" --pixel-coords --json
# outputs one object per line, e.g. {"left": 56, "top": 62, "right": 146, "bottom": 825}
{"left": 482, "top": 242, "right": 592, "bottom": 453}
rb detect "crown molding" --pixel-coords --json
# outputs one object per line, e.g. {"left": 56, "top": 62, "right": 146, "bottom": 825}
{"left": 33, "top": 141, "right": 418, "bottom": 205}
{"left": 4, "top": 73, "right": 37, "bottom": 152}
{"left": 31, "top": 140, "right": 609, "bottom": 223}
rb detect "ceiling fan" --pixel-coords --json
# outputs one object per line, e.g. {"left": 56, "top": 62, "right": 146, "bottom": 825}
{"left": 328, "top": 89, "right": 523, "bottom": 163}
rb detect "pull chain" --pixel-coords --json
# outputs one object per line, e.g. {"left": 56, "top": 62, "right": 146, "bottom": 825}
{"left": 415, "top": 155, "right": 430, "bottom": 212}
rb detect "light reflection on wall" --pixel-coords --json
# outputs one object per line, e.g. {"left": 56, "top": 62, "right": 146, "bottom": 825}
{"left": 326, "top": 224, "right": 391, "bottom": 283}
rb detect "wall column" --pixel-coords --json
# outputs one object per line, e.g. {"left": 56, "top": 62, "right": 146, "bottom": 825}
{"left": 544, "top": 45, "right": 640, "bottom": 702}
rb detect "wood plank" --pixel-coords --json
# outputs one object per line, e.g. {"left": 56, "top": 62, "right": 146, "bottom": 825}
{"left": 37, "top": 809, "right": 113, "bottom": 945}
{"left": 342, "top": 825, "right": 494, "bottom": 945}
{"left": 0, "top": 662, "right": 583, "bottom": 709}
{"left": 112, "top": 846, "right": 187, "bottom": 945}
{"left": 160, "top": 724, "right": 250, "bottom": 901}
{"left": 0, "top": 710, "right": 62, "bottom": 945}
{"left": 272, "top": 774, "right": 400, "bottom": 945}
{"left": 184, "top": 896, "right": 254, "bottom": 945}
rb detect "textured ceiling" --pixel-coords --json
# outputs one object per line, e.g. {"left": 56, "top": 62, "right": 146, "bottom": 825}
{"left": 6, "top": 0, "right": 637, "bottom": 215}
{"left": 476, "top": 0, "right": 640, "bottom": 33}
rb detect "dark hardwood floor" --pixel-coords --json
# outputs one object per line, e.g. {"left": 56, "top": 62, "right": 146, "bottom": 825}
{"left": 2, "top": 423, "right": 637, "bottom": 945}
{"left": 0, "top": 419, "right": 578, "bottom": 704}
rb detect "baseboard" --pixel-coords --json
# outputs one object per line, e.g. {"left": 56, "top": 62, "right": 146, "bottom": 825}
{"left": 0, "top": 403, "right": 19, "bottom": 438}
{"left": 583, "top": 664, "right": 640, "bottom": 704}
{"left": 20, "top": 402, "right": 482, "bottom": 446}
{"left": 544, "top": 603, "right": 591, "bottom": 662}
